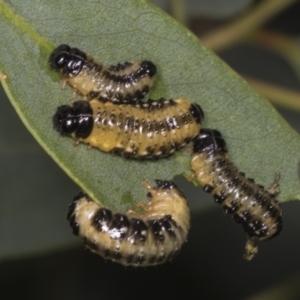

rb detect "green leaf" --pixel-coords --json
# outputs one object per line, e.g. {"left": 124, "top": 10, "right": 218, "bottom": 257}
{"left": 0, "top": 0, "right": 299, "bottom": 217}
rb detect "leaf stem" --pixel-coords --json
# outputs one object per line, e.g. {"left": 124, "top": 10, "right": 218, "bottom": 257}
{"left": 245, "top": 75, "right": 300, "bottom": 112}
{"left": 201, "top": 0, "right": 297, "bottom": 51}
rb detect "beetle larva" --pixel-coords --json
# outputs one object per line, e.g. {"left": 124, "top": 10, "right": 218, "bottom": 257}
{"left": 49, "top": 44, "right": 157, "bottom": 104}
{"left": 190, "top": 128, "right": 283, "bottom": 260}
{"left": 67, "top": 180, "right": 190, "bottom": 267}
{"left": 53, "top": 98, "right": 204, "bottom": 159}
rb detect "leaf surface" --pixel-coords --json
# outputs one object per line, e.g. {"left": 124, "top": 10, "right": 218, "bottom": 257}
{"left": 0, "top": 0, "right": 299, "bottom": 217}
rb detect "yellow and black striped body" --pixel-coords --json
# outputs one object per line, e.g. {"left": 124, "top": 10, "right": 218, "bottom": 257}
{"left": 67, "top": 180, "right": 190, "bottom": 267}
{"left": 191, "top": 129, "right": 283, "bottom": 260}
{"left": 49, "top": 44, "right": 157, "bottom": 104}
{"left": 53, "top": 98, "right": 204, "bottom": 159}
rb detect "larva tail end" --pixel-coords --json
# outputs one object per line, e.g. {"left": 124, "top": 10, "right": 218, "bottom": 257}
{"left": 244, "top": 238, "right": 258, "bottom": 261}
{"left": 141, "top": 60, "right": 157, "bottom": 77}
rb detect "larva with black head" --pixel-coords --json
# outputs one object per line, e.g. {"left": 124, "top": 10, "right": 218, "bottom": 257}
{"left": 53, "top": 98, "right": 204, "bottom": 159}
{"left": 190, "top": 129, "right": 283, "bottom": 260}
{"left": 49, "top": 44, "right": 157, "bottom": 104}
{"left": 67, "top": 180, "right": 190, "bottom": 267}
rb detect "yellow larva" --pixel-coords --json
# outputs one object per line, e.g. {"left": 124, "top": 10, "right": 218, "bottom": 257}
{"left": 67, "top": 180, "right": 190, "bottom": 267}
{"left": 190, "top": 129, "right": 283, "bottom": 260}
{"left": 53, "top": 98, "right": 204, "bottom": 159}
{"left": 49, "top": 44, "right": 157, "bottom": 104}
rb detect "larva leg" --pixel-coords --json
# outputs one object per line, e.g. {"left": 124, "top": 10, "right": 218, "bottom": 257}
{"left": 142, "top": 179, "right": 154, "bottom": 194}
{"left": 72, "top": 89, "right": 78, "bottom": 98}
{"left": 267, "top": 172, "right": 281, "bottom": 196}
{"left": 244, "top": 238, "right": 258, "bottom": 261}
{"left": 61, "top": 79, "right": 67, "bottom": 90}
{"left": 127, "top": 202, "right": 148, "bottom": 216}
{"left": 187, "top": 172, "right": 196, "bottom": 182}
{"left": 185, "top": 145, "right": 193, "bottom": 154}
{"left": 126, "top": 181, "right": 154, "bottom": 216}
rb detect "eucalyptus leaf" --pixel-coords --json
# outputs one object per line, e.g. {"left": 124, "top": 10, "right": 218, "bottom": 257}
{"left": 0, "top": 0, "right": 299, "bottom": 221}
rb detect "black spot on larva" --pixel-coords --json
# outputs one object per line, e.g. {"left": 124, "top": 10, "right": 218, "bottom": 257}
{"left": 149, "top": 255, "right": 157, "bottom": 265}
{"left": 191, "top": 128, "right": 283, "bottom": 260}
{"left": 189, "top": 103, "right": 204, "bottom": 124}
{"left": 223, "top": 203, "right": 239, "bottom": 214}
{"left": 67, "top": 180, "right": 190, "bottom": 266}
{"left": 49, "top": 45, "right": 157, "bottom": 104}
{"left": 203, "top": 184, "right": 214, "bottom": 193}
{"left": 110, "top": 214, "right": 130, "bottom": 239}
{"left": 149, "top": 220, "right": 164, "bottom": 241}
{"left": 104, "top": 249, "right": 111, "bottom": 258}
{"left": 155, "top": 180, "right": 176, "bottom": 190}
{"left": 113, "top": 252, "right": 123, "bottom": 261}
{"left": 68, "top": 215, "right": 79, "bottom": 236}
{"left": 126, "top": 255, "right": 134, "bottom": 264}
{"left": 161, "top": 216, "right": 176, "bottom": 239}
{"left": 214, "top": 194, "right": 226, "bottom": 204}
{"left": 157, "top": 254, "right": 166, "bottom": 264}
{"left": 108, "top": 61, "right": 132, "bottom": 72}
{"left": 92, "top": 208, "right": 113, "bottom": 231}
{"left": 233, "top": 213, "right": 244, "bottom": 224}
{"left": 146, "top": 147, "right": 155, "bottom": 156}
{"left": 131, "top": 219, "right": 148, "bottom": 242}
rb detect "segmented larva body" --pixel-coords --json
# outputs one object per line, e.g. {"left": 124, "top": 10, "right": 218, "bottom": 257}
{"left": 67, "top": 180, "right": 190, "bottom": 267}
{"left": 49, "top": 44, "right": 157, "bottom": 104}
{"left": 53, "top": 98, "right": 204, "bottom": 159}
{"left": 191, "top": 129, "right": 283, "bottom": 260}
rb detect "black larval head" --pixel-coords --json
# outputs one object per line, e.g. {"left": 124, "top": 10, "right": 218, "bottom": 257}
{"left": 53, "top": 101, "right": 94, "bottom": 138}
{"left": 53, "top": 104, "right": 77, "bottom": 135}
{"left": 193, "top": 128, "right": 227, "bottom": 154}
{"left": 49, "top": 44, "right": 87, "bottom": 76}
{"left": 49, "top": 44, "right": 71, "bottom": 70}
